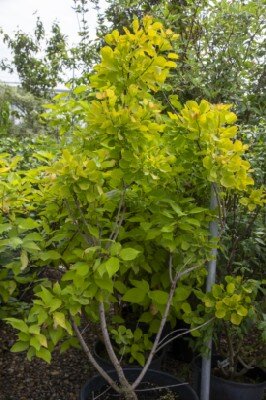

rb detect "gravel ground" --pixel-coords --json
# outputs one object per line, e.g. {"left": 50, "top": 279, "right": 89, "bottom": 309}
{"left": 0, "top": 322, "right": 95, "bottom": 400}
{"left": 0, "top": 322, "right": 191, "bottom": 400}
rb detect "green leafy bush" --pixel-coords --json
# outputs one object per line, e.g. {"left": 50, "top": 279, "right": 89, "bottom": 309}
{"left": 1, "top": 16, "right": 264, "bottom": 399}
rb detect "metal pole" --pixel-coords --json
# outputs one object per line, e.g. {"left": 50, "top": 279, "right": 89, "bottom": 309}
{"left": 200, "top": 184, "right": 219, "bottom": 400}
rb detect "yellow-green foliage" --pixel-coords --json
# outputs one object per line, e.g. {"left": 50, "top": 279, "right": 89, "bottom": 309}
{"left": 203, "top": 276, "right": 259, "bottom": 326}
{"left": 0, "top": 17, "right": 263, "bottom": 365}
{"left": 169, "top": 100, "right": 254, "bottom": 191}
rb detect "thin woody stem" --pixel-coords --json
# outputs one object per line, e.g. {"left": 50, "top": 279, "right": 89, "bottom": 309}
{"left": 168, "top": 253, "right": 173, "bottom": 283}
{"left": 223, "top": 321, "right": 235, "bottom": 378}
{"left": 98, "top": 301, "right": 127, "bottom": 379}
{"left": 132, "top": 272, "right": 179, "bottom": 389}
{"left": 237, "top": 356, "right": 254, "bottom": 370}
{"left": 72, "top": 192, "right": 98, "bottom": 245}
{"left": 65, "top": 199, "right": 94, "bottom": 246}
{"left": 132, "top": 257, "right": 196, "bottom": 390}
{"left": 71, "top": 318, "right": 120, "bottom": 393}
{"left": 96, "top": 188, "right": 138, "bottom": 397}
{"left": 213, "top": 184, "right": 225, "bottom": 230}
{"left": 155, "top": 318, "right": 215, "bottom": 354}
{"left": 109, "top": 187, "right": 126, "bottom": 243}
{"left": 99, "top": 301, "right": 137, "bottom": 399}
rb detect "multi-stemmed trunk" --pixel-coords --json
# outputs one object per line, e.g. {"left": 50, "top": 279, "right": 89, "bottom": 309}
{"left": 72, "top": 259, "right": 196, "bottom": 400}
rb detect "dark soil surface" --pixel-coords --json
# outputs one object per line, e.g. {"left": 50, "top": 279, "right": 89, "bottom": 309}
{"left": 0, "top": 322, "right": 191, "bottom": 400}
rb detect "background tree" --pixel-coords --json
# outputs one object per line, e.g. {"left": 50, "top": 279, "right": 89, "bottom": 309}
{"left": 0, "top": 18, "right": 70, "bottom": 98}
{"left": 0, "top": 2, "right": 101, "bottom": 97}
{"left": 1, "top": 0, "right": 265, "bottom": 117}
{"left": 97, "top": 0, "right": 265, "bottom": 123}
{"left": 0, "top": 84, "right": 44, "bottom": 135}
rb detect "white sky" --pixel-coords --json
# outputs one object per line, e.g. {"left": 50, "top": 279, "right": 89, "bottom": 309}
{"left": 0, "top": 0, "right": 107, "bottom": 83}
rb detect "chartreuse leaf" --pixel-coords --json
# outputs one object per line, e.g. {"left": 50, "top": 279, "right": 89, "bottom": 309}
{"left": 110, "top": 242, "right": 121, "bottom": 256}
{"left": 226, "top": 283, "right": 235, "bottom": 294}
{"left": 112, "top": 316, "right": 125, "bottom": 324}
{"left": 225, "top": 112, "right": 237, "bottom": 124}
{"left": 73, "top": 84, "right": 88, "bottom": 94}
{"left": 60, "top": 338, "right": 80, "bottom": 353}
{"left": 49, "top": 298, "right": 62, "bottom": 312}
{"left": 123, "top": 288, "right": 146, "bottom": 303}
{"left": 22, "top": 241, "right": 41, "bottom": 251}
{"left": 132, "top": 351, "right": 145, "bottom": 367}
{"left": 36, "top": 334, "right": 48, "bottom": 348}
{"left": 27, "top": 347, "right": 35, "bottom": 361}
{"left": 114, "top": 281, "right": 127, "bottom": 294}
{"left": 220, "top": 174, "right": 236, "bottom": 188}
{"left": 174, "top": 286, "right": 191, "bottom": 301}
{"left": 17, "top": 218, "right": 39, "bottom": 230}
{"left": 0, "top": 223, "right": 12, "bottom": 234}
{"left": 36, "top": 286, "right": 53, "bottom": 304}
{"left": 204, "top": 298, "right": 215, "bottom": 308}
{"left": 53, "top": 282, "right": 61, "bottom": 295}
{"left": 95, "top": 276, "right": 113, "bottom": 292}
{"left": 5, "top": 318, "right": 29, "bottom": 333}
{"left": 149, "top": 319, "right": 160, "bottom": 334}
{"left": 236, "top": 305, "right": 248, "bottom": 317}
{"left": 98, "top": 257, "right": 120, "bottom": 277}
{"left": 212, "top": 284, "right": 223, "bottom": 299}
{"left": 7, "top": 237, "right": 23, "bottom": 249}
{"left": 88, "top": 225, "right": 99, "bottom": 238}
{"left": 231, "top": 313, "right": 242, "bottom": 325}
{"left": 37, "top": 309, "right": 48, "bottom": 325}
{"left": 170, "top": 202, "right": 184, "bottom": 216}
{"left": 181, "top": 302, "right": 191, "bottom": 314}
{"left": 106, "top": 257, "right": 120, "bottom": 277}
{"left": 149, "top": 290, "right": 168, "bottom": 305}
{"left": 134, "top": 328, "right": 142, "bottom": 341}
{"left": 49, "top": 327, "right": 63, "bottom": 345}
{"left": 168, "top": 52, "right": 178, "bottom": 59}
{"left": 53, "top": 312, "right": 67, "bottom": 330}
{"left": 215, "top": 308, "right": 226, "bottom": 319}
{"left": 74, "top": 262, "right": 89, "bottom": 277}
{"left": 18, "top": 332, "right": 29, "bottom": 341}
{"left": 36, "top": 347, "right": 51, "bottom": 363}
{"left": 23, "top": 233, "right": 43, "bottom": 242}
{"left": 139, "top": 312, "right": 153, "bottom": 323}
{"left": 40, "top": 250, "right": 61, "bottom": 261}
{"left": 188, "top": 207, "right": 206, "bottom": 214}
{"left": 30, "top": 336, "right": 41, "bottom": 351}
{"left": 120, "top": 248, "right": 140, "bottom": 261}
{"left": 11, "top": 341, "right": 29, "bottom": 352}
{"left": 29, "top": 325, "right": 40, "bottom": 335}
{"left": 130, "top": 280, "right": 149, "bottom": 292}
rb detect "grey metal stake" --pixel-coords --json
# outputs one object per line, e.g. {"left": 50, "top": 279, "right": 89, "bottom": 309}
{"left": 200, "top": 183, "right": 219, "bottom": 400}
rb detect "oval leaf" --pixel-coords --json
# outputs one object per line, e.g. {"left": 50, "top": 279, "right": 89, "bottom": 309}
{"left": 120, "top": 248, "right": 140, "bottom": 261}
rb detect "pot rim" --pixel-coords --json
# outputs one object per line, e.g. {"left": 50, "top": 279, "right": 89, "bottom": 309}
{"left": 80, "top": 367, "right": 199, "bottom": 400}
{"left": 194, "top": 356, "right": 266, "bottom": 388}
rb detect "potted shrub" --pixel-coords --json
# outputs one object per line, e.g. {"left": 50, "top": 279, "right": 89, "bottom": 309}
{"left": 2, "top": 16, "right": 263, "bottom": 400}
{"left": 190, "top": 275, "right": 266, "bottom": 400}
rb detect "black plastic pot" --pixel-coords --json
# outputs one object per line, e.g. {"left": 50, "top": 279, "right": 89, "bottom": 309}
{"left": 168, "top": 320, "right": 195, "bottom": 363}
{"left": 192, "top": 356, "right": 266, "bottom": 400}
{"left": 93, "top": 340, "right": 164, "bottom": 371}
{"left": 80, "top": 368, "right": 199, "bottom": 400}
